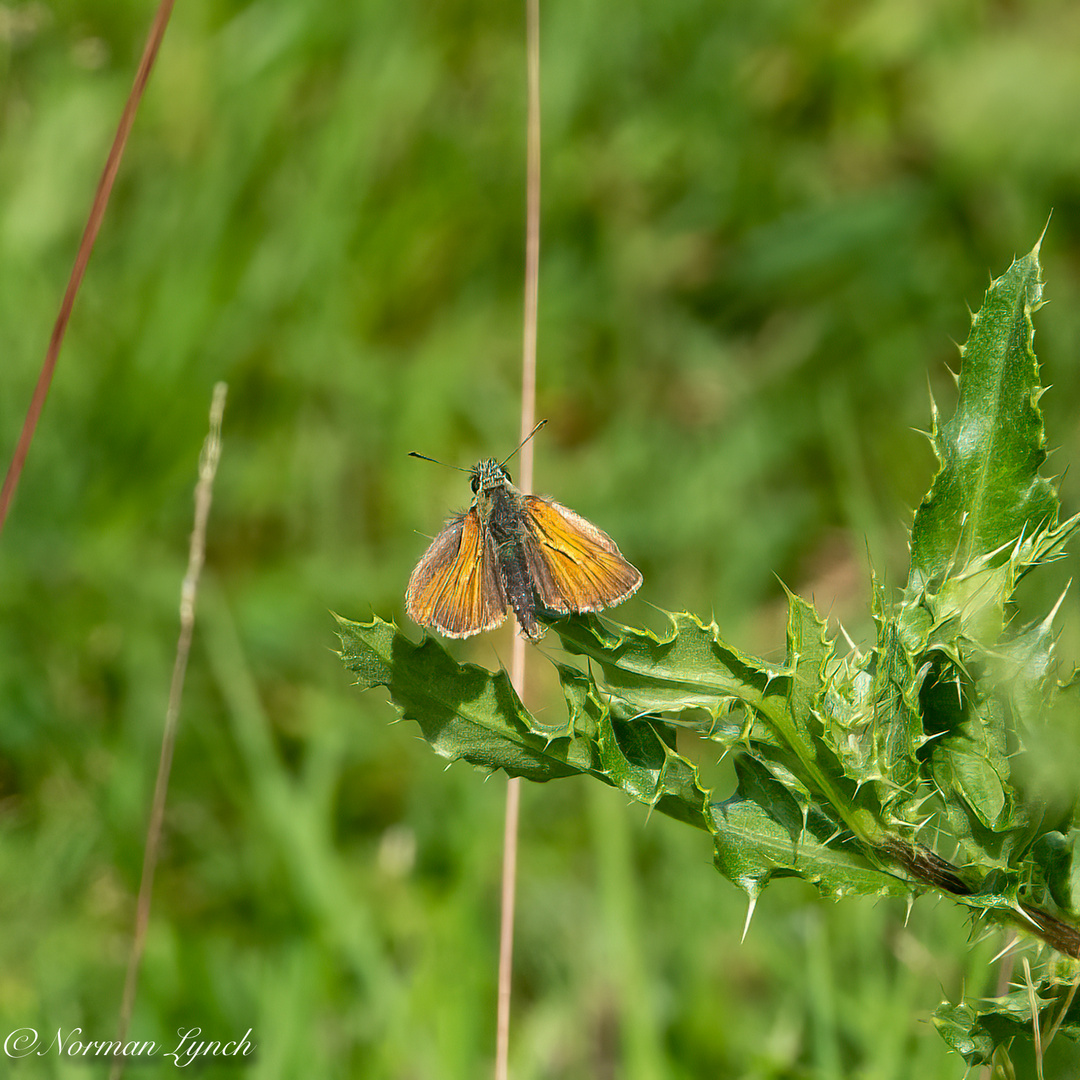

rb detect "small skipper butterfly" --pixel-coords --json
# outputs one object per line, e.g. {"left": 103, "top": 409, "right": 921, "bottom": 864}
{"left": 405, "top": 424, "right": 642, "bottom": 639}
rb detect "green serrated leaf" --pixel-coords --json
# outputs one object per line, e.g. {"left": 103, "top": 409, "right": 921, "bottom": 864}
{"left": 994, "top": 596, "right": 1062, "bottom": 730}
{"left": 821, "top": 652, "right": 877, "bottom": 779}
{"left": 551, "top": 611, "right": 783, "bottom": 719}
{"left": 932, "top": 1003, "right": 997, "bottom": 1066}
{"left": 907, "top": 518, "right": 1080, "bottom": 654}
{"left": 335, "top": 614, "right": 714, "bottom": 825}
{"left": 931, "top": 690, "right": 1014, "bottom": 835}
{"left": 784, "top": 587, "right": 832, "bottom": 743}
{"left": 336, "top": 614, "right": 577, "bottom": 781}
{"left": 935, "top": 977, "right": 1080, "bottom": 1066}
{"left": 711, "top": 757, "right": 908, "bottom": 901}
{"left": 555, "top": 606, "right": 876, "bottom": 842}
{"left": 961, "top": 869, "right": 1024, "bottom": 915}
{"left": 1029, "top": 830, "right": 1080, "bottom": 915}
{"left": 759, "top": 592, "right": 855, "bottom": 816}
{"left": 925, "top": 550, "right": 1016, "bottom": 646}
{"left": 729, "top": 753, "right": 807, "bottom": 844}
{"left": 910, "top": 242, "right": 1058, "bottom": 594}
{"left": 870, "top": 596, "right": 925, "bottom": 804}
{"left": 556, "top": 663, "right": 711, "bottom": 829}
{"left": 928, "top": 761, "right": 1037, "bottom": 879}
{"left": 822, "top": 590, "right": 929, "bottom": 819}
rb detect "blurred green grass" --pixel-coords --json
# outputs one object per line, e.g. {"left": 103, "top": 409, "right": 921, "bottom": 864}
{"left": 2, "top": 0, "right": 1080, "bottom": 1076}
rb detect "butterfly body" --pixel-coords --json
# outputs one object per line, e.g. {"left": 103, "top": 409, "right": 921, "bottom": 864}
{"left": 406, "top": 458, "right": 641, "bottom": 640}
{"left": 471, "top": 459, "right": 541, "bottom": 637}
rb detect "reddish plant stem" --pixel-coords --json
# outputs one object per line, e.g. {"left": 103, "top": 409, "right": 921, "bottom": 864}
{"left": 0, "top": 0, "right": 176, "bottom": 535}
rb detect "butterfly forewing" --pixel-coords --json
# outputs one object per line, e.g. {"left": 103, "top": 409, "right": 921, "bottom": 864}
{"left": 523, "top": 496, "right": 642, "bottom": 613}
{"left": 406, "top": 510, "right": 506, "bottom": 637}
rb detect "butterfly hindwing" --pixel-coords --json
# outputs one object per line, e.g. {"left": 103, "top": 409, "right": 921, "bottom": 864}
{"left": 405, "top": 509, "right": 507, "bottom": 637}
{"left": 523, "top": 495, "right": 642, "bottom": 613}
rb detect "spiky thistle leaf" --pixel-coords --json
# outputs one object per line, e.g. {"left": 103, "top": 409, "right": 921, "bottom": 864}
{"left": 909, "top": 239, "right": 1059, "bottom": 596}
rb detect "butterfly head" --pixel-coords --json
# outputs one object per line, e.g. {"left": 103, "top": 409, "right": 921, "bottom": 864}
{"left": 470, "top": 458, "right": 513, "bottom": 495}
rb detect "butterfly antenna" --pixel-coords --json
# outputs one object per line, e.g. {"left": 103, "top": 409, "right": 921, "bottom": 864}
{"left": 407, "top": 451, "right": 472, "bottom": 472}
{"left": 500, "top": 418, "right": 547, "bottom": 469}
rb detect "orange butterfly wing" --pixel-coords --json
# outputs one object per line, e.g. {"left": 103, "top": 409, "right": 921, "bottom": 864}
{"left": 523, "top": 496, "right": 642, "bottom": 614}
{"left": 406, "top": 509, "right": 507, "bottom": 637}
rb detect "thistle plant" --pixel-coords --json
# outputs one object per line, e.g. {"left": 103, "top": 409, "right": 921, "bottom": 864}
{"left": 338, "top": 236, "right": 1080, "bottom": 1068}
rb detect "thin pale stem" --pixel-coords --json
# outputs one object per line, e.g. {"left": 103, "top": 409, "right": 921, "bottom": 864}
{"left": 0, "top": 0, "right": 176, "bottom": 536}
{"left": 109, "top": 384, "right": 228, "bottom": 1080}
{"left": 495, "top": 1, "right": 541, "bottom": 1076}
{"left": 518, "top": 0, "right": 540, "bottom": 468}
{"left": 496, "top": 768, "right": 523, "bottom": 1080}
{"left": 1023, "top": 958, "right": 1046, "bottom": 1080}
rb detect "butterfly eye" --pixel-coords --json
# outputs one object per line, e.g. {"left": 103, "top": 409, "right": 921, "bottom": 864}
{"left": 500, "top": 467, "right": 512, "bottom": 483}
{"left": 470, "top": 474, "right": 480, "bottom": 493}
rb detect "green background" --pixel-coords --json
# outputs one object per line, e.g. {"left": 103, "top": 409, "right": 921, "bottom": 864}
{"left": 2, "top": 0, "right": 1080, "bottom": 1075}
